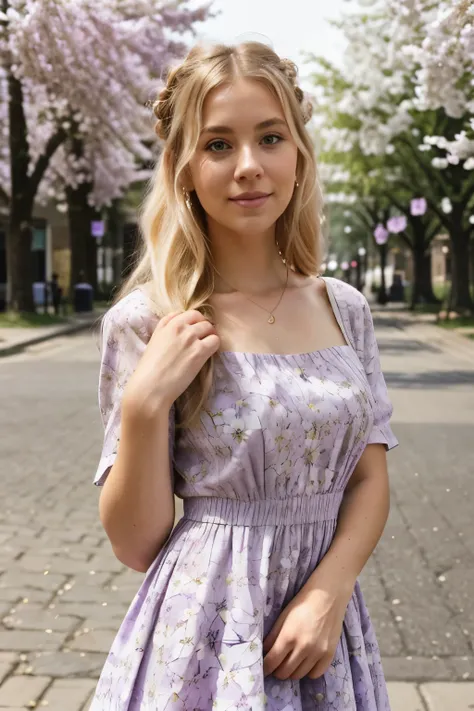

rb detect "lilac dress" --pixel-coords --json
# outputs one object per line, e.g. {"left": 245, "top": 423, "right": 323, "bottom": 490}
{"left": 90, "top": 277, "right": 398, "bottom": 711}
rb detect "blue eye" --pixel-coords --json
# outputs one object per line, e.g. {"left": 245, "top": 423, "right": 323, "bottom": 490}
{"left": 207, "top": 140, "right": 230, "bottom": 152}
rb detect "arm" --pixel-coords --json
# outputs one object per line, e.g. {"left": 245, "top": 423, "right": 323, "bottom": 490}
{"left": 94, "top": 297, "right": 175, "bottom": 573}
{"left": 263, "top": 293, "right": 398, "bottom": 681}
{"left": 93, "top": 295, "right": 219, "bottom": 573}
{"left": 305, "top": 294, "right": 396, "bottom": 598}
{"left": 99, "top": 397, "right": 175, "bottom": 573}
{"left": 303, "top": 443, "right": 389, "bottom": 601}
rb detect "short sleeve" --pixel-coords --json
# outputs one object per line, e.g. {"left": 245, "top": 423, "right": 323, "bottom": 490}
{"left": 361, "top": 299, "right": 398, "bottom": 451}
{"left": 94, "top": 290, "right": 175, "bottom": 485}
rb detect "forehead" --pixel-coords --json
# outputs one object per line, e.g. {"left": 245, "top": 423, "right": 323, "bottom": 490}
{"left": 202, "top": 78, "right": 285, "bottom": 124}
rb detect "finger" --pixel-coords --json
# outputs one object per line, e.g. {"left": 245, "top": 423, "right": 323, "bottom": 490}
{"left": 263, "top": 616, "right": 285, "bottom": 655}
{"left": 272, "top": 649, "right": 306, "bottom": 681}
{"left": 263, "top": 638, "right": 290, "bottom": 676}
{"left": 178, "top": 309, "right": 209, "bottom": 326}
{"left": 199, "top": 333, "right": 221, "bottom": 355}
{"left": 308, "top": 654, "right": 333, "bottom": 680}
{"left": 289, "top": 656, "right": 319, "bottom": 681}
{"left": 191, "top": 320, "right": 217, "bottom": 341}
{"left": 157, "top": 311, "right": 182, "bottom": 328}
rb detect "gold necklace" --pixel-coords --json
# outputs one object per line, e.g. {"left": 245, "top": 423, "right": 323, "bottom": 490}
{"left": 214, "top": 263, "right": 289, "bottom": 325}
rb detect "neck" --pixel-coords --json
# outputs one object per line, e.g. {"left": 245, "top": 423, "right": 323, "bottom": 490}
{"left": 209, "top": 223, "right": 286, "bottom": 294}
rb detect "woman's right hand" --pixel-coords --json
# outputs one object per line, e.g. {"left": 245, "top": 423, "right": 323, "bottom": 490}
{"left": 123, "top": 310, "right": 220, "bottom": 417}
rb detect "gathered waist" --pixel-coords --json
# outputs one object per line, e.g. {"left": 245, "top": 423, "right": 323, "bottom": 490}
{"left": 182, "top": 492, "right": 344, "bottom": 527}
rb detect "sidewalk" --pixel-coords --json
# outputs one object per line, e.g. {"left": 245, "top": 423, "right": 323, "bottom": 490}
{"left": 388, "top": 681, "right": 474, "bottom": 710}
{"left": 371, "top": 303, "right": 474, "bottom": 365}
{"left": 0, "top": 301, "right": 473, "bottom": 711}
{"left": 0, "top": 311, "right": 104, "bottom": 357}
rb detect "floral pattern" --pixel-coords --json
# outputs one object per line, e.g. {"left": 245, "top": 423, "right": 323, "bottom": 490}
{"left": 90, "top": 277, "right": 398, "bottom": 710}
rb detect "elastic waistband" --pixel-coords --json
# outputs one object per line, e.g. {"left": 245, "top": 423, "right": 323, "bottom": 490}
{"left": 182, "top": 492, "right": 344, "bottom": 527}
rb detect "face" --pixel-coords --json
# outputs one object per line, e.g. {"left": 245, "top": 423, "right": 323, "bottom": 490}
{"left": 186, "top": 78, "right": 298, "bottom": 239}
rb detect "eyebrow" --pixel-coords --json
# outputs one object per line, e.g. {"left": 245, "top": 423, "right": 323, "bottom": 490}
{"left": 200, "top": 117, "right": 287, "bottom": 135}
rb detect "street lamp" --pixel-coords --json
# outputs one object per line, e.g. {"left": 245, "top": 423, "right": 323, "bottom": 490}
{"left": 441, "top": 245, "right": 450, "bottom": 304}
{"left": 374, "top": 224, "right": 389, "bottom": 306}
{"left": 358, "top": 247, "right": 367, "bottom": 292}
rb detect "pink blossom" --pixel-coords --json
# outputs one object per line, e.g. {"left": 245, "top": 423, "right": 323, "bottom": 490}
{"left": 387, "top": 215, "right": 407, "bottom": 234}
{"left": 374, "top": 224, "right": 389, "bottom": 244}
{"left": 410, "top": 198, "right": 427, "bottom": 216}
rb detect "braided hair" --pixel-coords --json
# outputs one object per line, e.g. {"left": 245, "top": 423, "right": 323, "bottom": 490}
{"left": 152, "top": 45, "right": 313, "bottom": 143}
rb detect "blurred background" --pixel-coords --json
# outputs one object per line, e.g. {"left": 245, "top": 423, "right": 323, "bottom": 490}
{"left": 0, "top": 1, "right": 473, "bottom": 710}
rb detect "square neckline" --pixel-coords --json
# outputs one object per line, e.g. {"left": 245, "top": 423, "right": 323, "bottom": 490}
{"left": 217, "top": 276, "right": 353, "bottom": 358}
{"left": 219, "top": 344, "right": 353, "bottom": 359}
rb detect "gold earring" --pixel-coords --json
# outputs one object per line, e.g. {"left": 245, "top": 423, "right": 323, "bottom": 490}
{"left": 295, "top": 178, "right": 299, "bottom": 188}
{"left": 183, "top": 187, "right": 192, "bottom": 210}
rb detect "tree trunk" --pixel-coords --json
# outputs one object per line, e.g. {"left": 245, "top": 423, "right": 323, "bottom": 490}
{"left": 449, "top": 226, "right": 473, "bottom": 312}
{"left": 6, "top": 54, "right": 66, "bottom": 312}
{"left": 7, "top": 68, "right": 35, "bottom": 311}
{"left": 67, "top": 181, "right": 97, "bottom": 294}
{"left": 6, "top": 217, "right": 35, "bottom": 312}
{"left": 421, "top": 250, "right": 439, "bottom": 304}
{"left": 410, "top": 245, "right": 439, "bottom": 309}
{"left": 107, "top": 199, "right": 124, "bottom": 286}
{"left": 377, "top": 244, "right": 388, "bottom": 305}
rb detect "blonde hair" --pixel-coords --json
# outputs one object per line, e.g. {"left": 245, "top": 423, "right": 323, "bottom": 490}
{"left": 117, "top": 41, "right": 323, "bottom": 426}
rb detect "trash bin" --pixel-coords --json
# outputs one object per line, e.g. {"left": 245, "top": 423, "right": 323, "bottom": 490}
{"left": 74, "top": 283, "right": 94, "bottom": 313}
{"left": 33, "top": 282, "right": 48, "bottom": 309}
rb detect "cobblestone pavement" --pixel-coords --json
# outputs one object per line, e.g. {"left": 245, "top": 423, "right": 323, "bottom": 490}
{"left": 0, "top": 314, "right": 473, "bottom": 710}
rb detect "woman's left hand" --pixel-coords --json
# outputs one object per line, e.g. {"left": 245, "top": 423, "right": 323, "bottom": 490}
{"left": 262, "top": 576, "right": 352, "bottom": 681}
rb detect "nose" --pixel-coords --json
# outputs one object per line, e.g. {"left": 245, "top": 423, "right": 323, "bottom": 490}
{"left": 234, "top": 144, "right": 263, "bottom": 182}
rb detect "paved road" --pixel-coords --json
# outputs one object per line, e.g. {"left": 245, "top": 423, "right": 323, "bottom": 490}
{"left": 0, "top": 314, "right": 473, "bottom": 710}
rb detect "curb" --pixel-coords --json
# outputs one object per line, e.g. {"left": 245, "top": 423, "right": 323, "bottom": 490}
{"left": 370, "top": 307, "right": 474, "bottom": 358}
{"left": 0, "top": 315, "right": 102, "bottom": 358}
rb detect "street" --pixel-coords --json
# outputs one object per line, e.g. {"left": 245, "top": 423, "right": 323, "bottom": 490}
{"left": 0, "top": 313, "right": 473, "bottom": 710}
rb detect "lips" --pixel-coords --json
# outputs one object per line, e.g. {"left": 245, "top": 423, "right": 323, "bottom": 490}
{"left": 230, "top": 192, "right": 272, "bottom": 208}
{"left": 231, "top": 192, "right": 270, "bottom": 200}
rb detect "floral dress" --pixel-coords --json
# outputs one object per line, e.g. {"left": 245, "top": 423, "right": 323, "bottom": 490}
{"left": 90, "top": 277, "right": 398, "bottom": 711}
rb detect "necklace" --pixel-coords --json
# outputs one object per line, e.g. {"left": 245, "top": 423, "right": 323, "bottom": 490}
{"left": 214, "top": 263, "right": 289, "bottom": 325}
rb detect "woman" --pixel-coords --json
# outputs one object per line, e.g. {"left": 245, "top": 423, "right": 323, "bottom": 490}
{"left": 91, "top": 41, "right": 398, "bottom": 711}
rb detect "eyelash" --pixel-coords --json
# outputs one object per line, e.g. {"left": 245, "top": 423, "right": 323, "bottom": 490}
{"left": 205, "top": 134, "right": 284, "bottom": 152}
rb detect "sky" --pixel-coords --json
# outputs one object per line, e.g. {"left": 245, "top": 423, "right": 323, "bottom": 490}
{"left": 194, "top": 0, "right": 358, "bottom": 89}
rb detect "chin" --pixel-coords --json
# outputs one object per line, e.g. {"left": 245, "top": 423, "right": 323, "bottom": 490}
{"left": 232, "top": 218, "right": 277, "bottom": 235}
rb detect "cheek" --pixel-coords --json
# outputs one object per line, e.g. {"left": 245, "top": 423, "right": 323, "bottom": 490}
{"left": 275, "top": 145, "right": 298, "bottom": 180}
{"left": 192, "top": 157, "right": 227, "bottom": 197}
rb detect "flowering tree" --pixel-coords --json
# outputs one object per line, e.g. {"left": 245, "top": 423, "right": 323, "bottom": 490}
{"left": 311, "top": 0, "right": 474, "bottom": 311}
{"left": 317, "top": 105, "right": 443, "bottom": 307}
{"left": 0, "top": 0, "right": 209, "bottom": 311}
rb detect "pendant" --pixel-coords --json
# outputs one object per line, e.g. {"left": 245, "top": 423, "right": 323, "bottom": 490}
{"left": 268, "top": 315, "right": 276, "bottom": 324}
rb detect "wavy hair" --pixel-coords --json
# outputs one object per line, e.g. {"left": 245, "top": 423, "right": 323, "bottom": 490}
{"left": 116, "top": 41, "right": 323, "bottom": 426}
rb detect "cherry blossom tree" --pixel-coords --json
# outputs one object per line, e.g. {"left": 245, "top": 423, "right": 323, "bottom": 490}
{"left": 0, "top": 0, "right": 209, "bottom": 311}
{"left": 312, "top": 0, "right": 474, "bottom": 311}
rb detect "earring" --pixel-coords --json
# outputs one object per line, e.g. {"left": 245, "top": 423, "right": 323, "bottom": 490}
{"left": 295, "top": 178, "right": 300, "bottom": 188}
{"left": 183, "top": 187, "right": 192, "bottom": 210}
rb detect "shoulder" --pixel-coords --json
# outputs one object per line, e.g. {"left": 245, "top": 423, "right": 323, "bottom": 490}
{"left": 322, "top": 277, "right": 369, "bottom": 313}
{"left": 101, "top": 288, "right": 159, "bottom": 348}
{"left": 321, "top": 277, "right": 373, "bottom": 355}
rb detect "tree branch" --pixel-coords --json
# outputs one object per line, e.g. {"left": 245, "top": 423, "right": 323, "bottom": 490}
{"left": 28, "top": 128, "right": 67, "bottom": 204}
{"left": 0, "top": 185, "right": 9, "bottom": 206}
{"left": 396, "top": 135, "right": 451, "bottom": 197}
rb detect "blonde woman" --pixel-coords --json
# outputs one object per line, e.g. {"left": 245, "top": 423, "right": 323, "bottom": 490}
{"left": 91, "top": 42, "right": 398, "bottom": 711}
